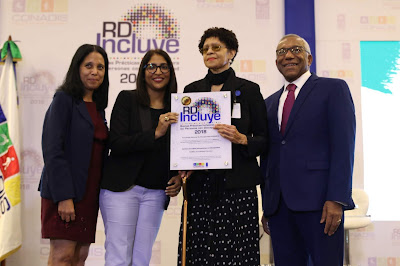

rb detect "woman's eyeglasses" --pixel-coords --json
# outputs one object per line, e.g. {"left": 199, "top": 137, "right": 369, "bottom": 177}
{"left": 144, "top": 63, "right": 171, "bottom": 74}
{"left": 199, "top": 45, "right": 226, "bottom": 55}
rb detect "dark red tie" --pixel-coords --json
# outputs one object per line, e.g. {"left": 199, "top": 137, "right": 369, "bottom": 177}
{"left": 281, "top": 84, "right": 296, "bottom": 135}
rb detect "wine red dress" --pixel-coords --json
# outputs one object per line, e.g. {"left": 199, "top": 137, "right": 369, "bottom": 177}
{"left": 41, "top": 102, "right": 108, "bottom": 243}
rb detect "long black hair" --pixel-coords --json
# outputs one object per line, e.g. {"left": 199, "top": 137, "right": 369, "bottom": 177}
{"left": 136, "top": 49, "right": 178, "bottom": 107}
{"left": 58, "top": 44, "right": 109, "bottom": 110}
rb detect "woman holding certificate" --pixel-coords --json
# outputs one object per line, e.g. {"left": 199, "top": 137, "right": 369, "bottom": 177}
{"left": 178, "top": 27, "right": 268, "bottom": 265}
{"left": 100, "top": 49, "right": 182, "bottom": 265}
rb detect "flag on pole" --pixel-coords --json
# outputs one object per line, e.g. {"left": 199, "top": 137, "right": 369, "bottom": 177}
{"left": 0, "top": 39, "right": 22, "bottom": 261}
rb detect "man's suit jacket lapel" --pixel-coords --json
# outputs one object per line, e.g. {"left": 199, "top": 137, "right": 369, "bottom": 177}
{"left": 284, "top": 74, "right": 318, "bottom": 136}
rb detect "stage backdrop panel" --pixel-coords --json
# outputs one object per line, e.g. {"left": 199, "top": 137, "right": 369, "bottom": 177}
{"left": 2, "top": 0, "right": 400, "bottom": 264}
{"left": 0, "top": 0, "right": 283, "bottom": 265}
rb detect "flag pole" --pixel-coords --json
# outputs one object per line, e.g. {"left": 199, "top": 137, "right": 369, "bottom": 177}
{"left": 0, "top": 34, "right": 12, "bottom": 266}
{"left": 181, "top": 175, "right": 189, "bottom": 266}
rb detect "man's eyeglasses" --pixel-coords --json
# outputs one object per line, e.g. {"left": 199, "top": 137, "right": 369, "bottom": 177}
{"left": 276, "top": 46, "right": 310, "bottom": 56}
{"left": 144, "top": 63, "right": 171, "bottom": 74}
{"left": 199, "top": 45, "right": 226, "bottom": 55}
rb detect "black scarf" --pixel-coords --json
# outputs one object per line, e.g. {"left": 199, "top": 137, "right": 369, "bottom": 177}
{"left": 205, "top": 67, "right": 233, "bottom": 85}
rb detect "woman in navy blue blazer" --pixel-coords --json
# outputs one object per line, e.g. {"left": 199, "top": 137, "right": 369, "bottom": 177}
{"left": 39, "top": 44, "right": 109, "bottom": 265}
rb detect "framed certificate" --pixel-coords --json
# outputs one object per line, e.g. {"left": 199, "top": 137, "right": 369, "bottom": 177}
{"left": 170, "top": 91, "right": 232, "bottom": 170}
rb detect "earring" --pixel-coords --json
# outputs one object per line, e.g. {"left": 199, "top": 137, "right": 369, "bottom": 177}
{"left": 229, "top": 59, "right": 233, "bottom": 64}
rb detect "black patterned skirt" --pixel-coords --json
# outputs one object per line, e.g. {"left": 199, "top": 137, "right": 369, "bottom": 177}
{"left": 177, "top": 172, "right": 260, "bottom": 266}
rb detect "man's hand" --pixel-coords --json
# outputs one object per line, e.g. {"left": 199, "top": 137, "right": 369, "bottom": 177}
{"left": 261, "top": 214, "right": 270, "bottom": 235}
{"left": 320, "top": 200, "right": 343, "bottom": 236}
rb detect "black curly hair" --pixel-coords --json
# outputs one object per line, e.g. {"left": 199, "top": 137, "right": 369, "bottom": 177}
{"left": 198, "top": 27, "right": 239, "bottom": 62}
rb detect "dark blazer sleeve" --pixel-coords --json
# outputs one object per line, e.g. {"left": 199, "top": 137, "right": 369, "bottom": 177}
{"left": 108, "top": 90, "right": 157, "bottom": 155}
{"left": 326, "top": 79, "right": 356, "bottom": 206}
{"left": 41, "top": 91, "right": 75, "bottom": 202}
{"left": 238, "top": 82, "right": 268, "bottom": 158}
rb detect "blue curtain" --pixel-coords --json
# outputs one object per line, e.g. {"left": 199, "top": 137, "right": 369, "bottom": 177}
{"left": 284, "top": 0, "right": 316, "bottom": 73}
{"left": 284, "top": 5, "right": 316, "bottom": 266}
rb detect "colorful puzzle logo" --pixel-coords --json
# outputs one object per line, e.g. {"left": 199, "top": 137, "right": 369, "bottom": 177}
{"left": 197, "top": 0, "right": 234, "bottom": 8}
{"left": 12, "top": 0, "right": 68, "bottom": 24}
{"left": 231, "top": 60, "right": 266, "bottom": 73}
{"left": 121, "top": 4, "right": 179, "bottom": 39}
{"left": 193, "top": 162, "right": 208, "bottom": 168}
{"left": 193, "top": 98, "right": 220, "bottom": 114}
{"left": 360, "top": 16, "right": 396, "bottom": 25}
{"left": 13, "top": 0, "right": 68, "bottom": 13}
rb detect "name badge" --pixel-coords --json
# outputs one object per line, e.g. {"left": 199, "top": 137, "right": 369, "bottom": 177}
{"left": 232, "top": 103, "right": 241, "bottom": 119}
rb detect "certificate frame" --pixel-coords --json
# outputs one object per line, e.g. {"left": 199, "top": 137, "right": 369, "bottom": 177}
{"left": 170, "top": 91, "right": 232, "bottom": 170}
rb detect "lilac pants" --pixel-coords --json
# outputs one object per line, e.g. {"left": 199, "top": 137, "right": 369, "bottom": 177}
{"left": 99, "top": 185, "right": 166, "bottom": 266}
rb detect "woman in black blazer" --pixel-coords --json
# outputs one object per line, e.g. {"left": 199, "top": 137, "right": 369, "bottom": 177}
{"left": 99, "top": 49, "right": 182, "bottom": 265}
{"left": 39, "top": 44, "right": 109, "bottom": 265}
{"left": 177, "top": 28, "right": 268, "bottom": 266}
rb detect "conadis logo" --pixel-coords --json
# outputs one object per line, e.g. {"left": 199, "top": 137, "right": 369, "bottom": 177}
{"left": 97, "top": 4, "right": 180, "bottom": 55}
{"left": 12, "top": 0, "right": 68, "bottom": 23}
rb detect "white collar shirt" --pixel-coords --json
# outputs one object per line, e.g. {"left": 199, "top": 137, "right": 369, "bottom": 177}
{"left": 277, "top": 71, "right": 312, "bottom": 129}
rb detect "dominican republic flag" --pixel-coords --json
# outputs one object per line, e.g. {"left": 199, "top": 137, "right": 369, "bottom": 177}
{"left": 0, "top": 40, "right": 22, "bottom": 261}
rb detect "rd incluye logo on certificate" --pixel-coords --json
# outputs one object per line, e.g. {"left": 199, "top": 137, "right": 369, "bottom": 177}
{"left": 170, "top": 91, "right": 232, "bottom": 170}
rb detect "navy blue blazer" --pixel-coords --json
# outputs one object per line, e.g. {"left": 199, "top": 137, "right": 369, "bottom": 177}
{"left": 261, "top": 74, "right": 356, "bottom": 216}
{"left": 39, "top": 91, "right": 106, "bottom": 203}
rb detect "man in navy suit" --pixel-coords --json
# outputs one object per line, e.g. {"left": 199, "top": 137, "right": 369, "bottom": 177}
{"left": 261, "top": 34, "right": 356, "bottom": 265}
